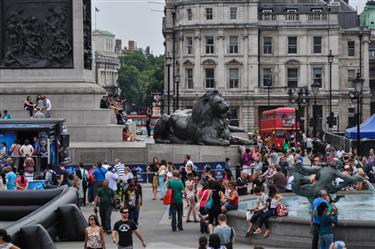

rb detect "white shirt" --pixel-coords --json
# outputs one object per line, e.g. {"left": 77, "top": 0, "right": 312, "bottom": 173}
{"left": 105, "top": 171, "right": 119, "bottom": 191}
{"left": 20, "top": 144, "right": 34, "bottom": 156}
{"left": 305, "top": 138, "right": 313, "bottom": 148}
{"left": 185, "top": 160, "right": 194, "bottom": 168}
{"left": 45, "top": 98, "right": 52, "bottom": 111}
{"left": 102, "top": 164, "right": 110, "bottom": 170}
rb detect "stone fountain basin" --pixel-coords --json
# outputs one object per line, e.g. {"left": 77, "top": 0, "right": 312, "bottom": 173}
{"left": 227, "top": 192, "right": 375, "bottom": 249}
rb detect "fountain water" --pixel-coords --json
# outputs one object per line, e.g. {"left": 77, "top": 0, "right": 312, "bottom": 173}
{"left": 363, "top": 179, "right": 375, "bottom": 192}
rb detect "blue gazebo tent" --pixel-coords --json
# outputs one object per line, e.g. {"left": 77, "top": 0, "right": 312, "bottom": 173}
{"left": 345, "top": 114, "right": 375, "bottom": 139}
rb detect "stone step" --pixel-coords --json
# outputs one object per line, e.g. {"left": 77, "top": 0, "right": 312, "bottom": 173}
{"left": 6, "top": 109, "right": 116, "bottom": 125}
{"left": 67, "top": 124, "right": 124, "bottom": 142}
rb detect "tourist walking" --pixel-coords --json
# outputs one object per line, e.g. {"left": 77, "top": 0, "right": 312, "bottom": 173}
{"left": 166, "top": 170, "right": 185, "bottom": 232}
{"left": 148, "top": 157, "right": 159, "bottom": 200}
{"left": 185, "top": 173, "right": 198, "bottom": 222}
{"left": 213, "top": 214, "right": 235, "bottom": 249}
{"left": 198, "top": 182, "right": 210, "bottom": 234}
{"left": 0, "top": 228, "right": 20, "bottom": 249}
{"left": 311, "top": 190, "right": 329, "bottom": 249}
{"left": 157, "top": 160, "right": 167, "bottom": 199}
{"left": 105, "top": 166, "right": 119, "bottom": 193}
{"left": 45, "top": 164, "right": 59, "bottom": 188}
{"left": 10, "top": 140, "right": 21, "bottom": 171}
{"left": 76, "top": 163, "right": 89, "bottom": 206}
{"left": 94, "top": 180, "right": 115, "bottom": 234}
{"left": 208, "top": 181, "right": 223, "bottom": 233}
{"left": 58, "top": 163, "right": 69, "bottom": 187}
{"left": 317, "top": 202, "right": 334, "bottom": 249}
{"left": 84, "top": 215, "right": 106, "bottom": 249}
{"left": 92, "top": 163, "right": 108, "bottom": 198}
{"left": 112, "top": 207, "right": 146, "bottom": 248}
{"left": 124, "top": 178, "right": 142, "bottom": 225}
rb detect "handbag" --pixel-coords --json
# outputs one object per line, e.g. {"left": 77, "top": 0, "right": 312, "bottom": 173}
{"left": 163, "top": 188, "right": 174, "bottom": 205}
{"left": 276, "top": 203, "right": 289, "bottom": 217}
{"left": 204, "top": 191, "right": 213, "bottom": 210}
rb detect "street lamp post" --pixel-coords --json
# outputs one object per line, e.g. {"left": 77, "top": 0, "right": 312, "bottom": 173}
{"left": 311, "top": 80, "right": 320, "bottom": 138}
{"left": 351, "top": 72, "right": 364, "bottom": 156}
{"left": 166, "top": 54, "right": 172, "bottom": 115}
{"left": 175, "top": 75, "right": 180, "bottom": 110}
{"left": 328, "top": 50, "right": 334, "bottom": 128}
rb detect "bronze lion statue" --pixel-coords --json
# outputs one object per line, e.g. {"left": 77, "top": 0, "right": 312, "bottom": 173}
{"left": 153, "top": 91, "right": 251, "bottom": 146}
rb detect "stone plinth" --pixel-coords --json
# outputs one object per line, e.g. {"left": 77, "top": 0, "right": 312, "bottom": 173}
{"left": 69, "top": 142, "right": 241, "bottom": 165}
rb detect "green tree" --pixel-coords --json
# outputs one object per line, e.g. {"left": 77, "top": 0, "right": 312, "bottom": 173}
{"left": 118, "top": 50, "right": 164, "bottom": 113}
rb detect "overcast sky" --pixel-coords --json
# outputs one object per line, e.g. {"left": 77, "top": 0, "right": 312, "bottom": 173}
{"left": 93, "top": 0, "right": 368, "bottom": 56}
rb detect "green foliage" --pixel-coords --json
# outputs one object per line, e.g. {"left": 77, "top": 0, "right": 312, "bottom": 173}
{"left": 118, "top": 50, "right": 164, "bottom": 112}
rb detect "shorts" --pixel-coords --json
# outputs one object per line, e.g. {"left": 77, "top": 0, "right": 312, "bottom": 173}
{"left": 224, "top": 203, "right": 238, "bottom": 211}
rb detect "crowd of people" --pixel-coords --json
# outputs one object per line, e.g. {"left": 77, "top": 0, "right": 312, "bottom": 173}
{"left": 1, "top": 131, "right": 369, "bottom": 249}
{"left": 24, "top": 95, "right": 52, "bottom": 118}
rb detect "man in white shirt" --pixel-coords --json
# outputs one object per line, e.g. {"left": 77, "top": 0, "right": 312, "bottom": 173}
{"left": 184, "top": 154, "right": 194, "bottom": 169}
{"left": 102, "top": 160, "right": 110, "bottom": 170}
{"left": 44, "top": 96, "right": 52, "bottom": 118}
{"left": 105, "top": 166, "right": 119, "bottom": 192}
{"left": 114, "top": 159, "right": 125, "bottom": 178}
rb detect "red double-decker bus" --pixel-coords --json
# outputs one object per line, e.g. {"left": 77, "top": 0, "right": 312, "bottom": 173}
{"left": 260, "top": 107, "right": 299, "bottom": 150}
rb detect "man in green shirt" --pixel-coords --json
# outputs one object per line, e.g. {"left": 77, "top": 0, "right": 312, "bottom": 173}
{"left": 94, "top": 179, "right": 115, "bottom": 234}
{"left": 166, "top": 170, "right": 185, "bottom": 232}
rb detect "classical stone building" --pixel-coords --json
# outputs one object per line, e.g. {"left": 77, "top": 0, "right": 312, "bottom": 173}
{"left": 93, "top": 30, "right": 120, "bottom": 95}
{"left": 360, "top": 1, "right": 375, "bottom": 116}
{"left": 163, "top": 0, "right": 371, "bottom": 134}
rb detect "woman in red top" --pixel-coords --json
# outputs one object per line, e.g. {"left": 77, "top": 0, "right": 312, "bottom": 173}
{"left": 221, "top": 182, "right": 239, "bottom": 213}
{"left": 16, "top": 171, "right": 29, "bottom": 190}
{"left": 198, "top": 182, "right": 210, "bottom": 234}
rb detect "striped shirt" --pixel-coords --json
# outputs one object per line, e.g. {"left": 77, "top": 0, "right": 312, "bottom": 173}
{"left": 114, "top": 163, "right": 125, "bottom": 178}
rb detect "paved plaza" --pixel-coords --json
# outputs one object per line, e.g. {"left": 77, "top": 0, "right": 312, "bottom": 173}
{"left": 56, "top": 187, "right": 287, "bottom": 249}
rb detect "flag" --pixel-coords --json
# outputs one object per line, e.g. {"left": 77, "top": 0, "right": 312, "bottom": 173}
{"left": 95, "top": 7, "right": 99, "bottom": 12}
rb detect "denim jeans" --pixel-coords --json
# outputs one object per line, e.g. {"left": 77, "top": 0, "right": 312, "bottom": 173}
{"left": 99, "top": 205, "right": 112, "bottom": 231}
{"left": 159, "top": 175, "right": 166, "bottom": 198}
{"left": 170, "top": 202, "right": 183, "bottom": 231}
{"left": 319, "top": 233, "right": 333, "bottom": 249}
{"left": 258, "top": 209, "right": 275, "bottom": 229}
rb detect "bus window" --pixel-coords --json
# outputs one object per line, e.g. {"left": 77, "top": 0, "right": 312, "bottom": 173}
{"left": 276, "top": 130, "right": 286, "bottom": 138}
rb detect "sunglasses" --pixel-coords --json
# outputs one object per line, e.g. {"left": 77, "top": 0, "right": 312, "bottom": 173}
{"left": 121, "top": 211, "right": 129, "bottom": 214}
{"left": 89, "top": 218, "right": 95, "bottom": 221}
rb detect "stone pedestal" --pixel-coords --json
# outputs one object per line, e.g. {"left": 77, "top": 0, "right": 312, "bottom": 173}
{"left": 0, "top": 0, "right": 123, "bottom": 143}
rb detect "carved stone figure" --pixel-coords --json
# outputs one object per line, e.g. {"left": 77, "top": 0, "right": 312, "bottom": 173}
{"left": 289, "top": 162, "right": 363, "bottom": 201}
{"left": 83, "top": 0, "right": 92, "bottom": 69}
{"left": 154, "top": 90, "right": 251, "bottom": 146}
{"left": 0, "top": 0, "right": 73, "bottom": 68}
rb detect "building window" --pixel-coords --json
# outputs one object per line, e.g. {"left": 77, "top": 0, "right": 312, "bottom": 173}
{"left": 186, "top": 68, "right": 193, "bottom": 89}
{"left": 230, "top": 7, "right": 237, "bottom": 20}
{"left": 313, "top": 36, "right": 322, "bottom": 54}
{"left": 263, "top": 37, "right": 272, "bottom": 55}
{"left": 288, "top": 37, "right": 297, "bottom": 54}
{"left": 187, "top": 37, "right": 193, "bottom": 55}
{"left": 229, "top": 68, "right": 239, "bottom": 88}
{"left": 206, "top": 37, "right": 214, "bottom": 54}
{"left": 205, "top": 68, "right": 215, "bottom": 88}
{"left": 348, "top": 69, "right": 355, "bottom": 88}
{"left": 187, "top": 9, "right": 192, "bottom": 20}
{"left": 206, "top": 8, "right": 213, "bottom": 20}
{"left": 263, "top": 68, "right": 273, "bottom": 86}
{"left": 313, "top": 68, "right": 322, "bottom": 87}
{"left": 229, "top": 107, "right": 240, "bottom": 127}
{"left": 348, "top": 41, "right": 355, "bottom": 56}
{"left": 286, "top": 9, "right": 299, "bottom": 21}
{"left": 262, "top": 9, "right": 274, "bottom": 21}
{"left": 287, "top": 68, "right": 298, "bottom": 88}
{"left": 229, "top": 36, "right": 239, "bottom": 54}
